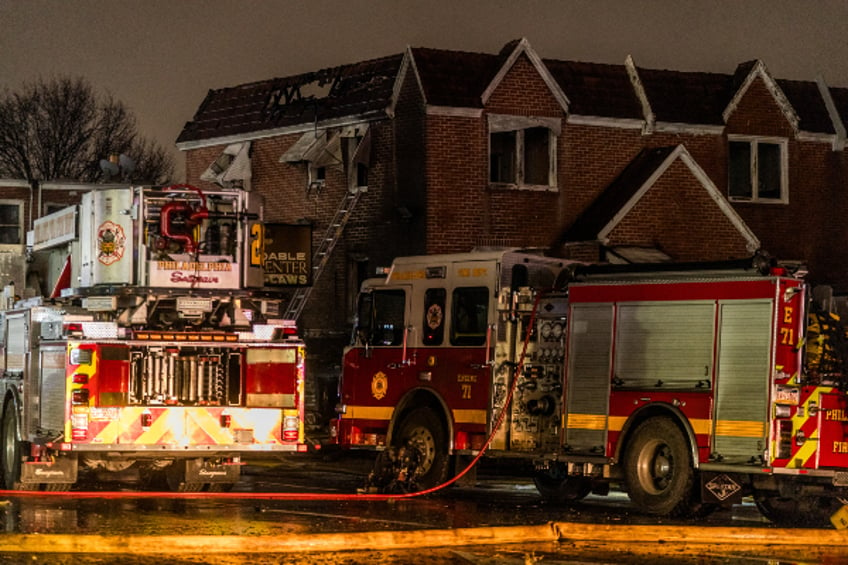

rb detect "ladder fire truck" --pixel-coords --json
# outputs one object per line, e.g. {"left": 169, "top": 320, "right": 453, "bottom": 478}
{"left": 0, "top": 184, "right": 306, "bottom": 491}
{"left": 331, "top": 249, "right": 848, "bottom": 525}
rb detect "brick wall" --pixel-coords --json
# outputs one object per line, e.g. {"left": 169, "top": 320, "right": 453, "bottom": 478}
{"left": 606, "top": 159, "right": 751, "bottom": 260}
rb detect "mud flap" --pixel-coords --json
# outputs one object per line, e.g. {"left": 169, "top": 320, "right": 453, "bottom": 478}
{"left": 700, "top": 471, "right": 744, "bottom": 507}
{"left": 183, "top": 458, "right": 240, "bottom": 484}
{"left": 21, "top": 455, "right": 78, "bottom": 484}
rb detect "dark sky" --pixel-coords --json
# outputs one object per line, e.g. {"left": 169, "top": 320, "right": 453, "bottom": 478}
{"left": 3, "top": 0, "right": 847, "bottom": 180}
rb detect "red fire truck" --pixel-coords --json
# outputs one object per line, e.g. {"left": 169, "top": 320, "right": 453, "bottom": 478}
{"left": 0, "top": 184, "right": 306, "bottom": 491}
{"left": 332, "top": 249, "right": 848, "bottom": 524}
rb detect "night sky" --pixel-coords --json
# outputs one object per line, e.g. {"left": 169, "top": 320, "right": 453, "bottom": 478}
{"left": 2, "top": 0, "right": 847, "bottom": 179}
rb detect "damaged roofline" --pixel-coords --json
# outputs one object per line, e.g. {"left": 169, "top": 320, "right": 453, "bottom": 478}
{"left": 176, "top": 111, "right": 387, "bottom": 151}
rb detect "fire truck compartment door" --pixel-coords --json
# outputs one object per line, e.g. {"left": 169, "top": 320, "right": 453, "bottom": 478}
{"left": 816, "top": 392, "right": 848, "bottom": 468}
{"left": 565, "top": 303, "right": 613, "bottom": 452}
{"left": 713, "top": 300, "right": 771, "bottom": 463}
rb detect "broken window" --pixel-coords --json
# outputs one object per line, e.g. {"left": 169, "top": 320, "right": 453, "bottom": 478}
{"left": 280, "top": 124, "right": 371, "bottom": 191}
{"left": 728, "top": 137, "right": 787, "bottom": 202}
{"left": 488, "top": 115, "right": 559, "bottom": 190}
{"left": 200, "top": 142, "right": 252, "bottom": 188}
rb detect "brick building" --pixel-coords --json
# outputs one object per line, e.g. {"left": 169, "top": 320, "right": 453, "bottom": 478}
{"left": 175, "top": 38, "right": 848, "bottom": 422}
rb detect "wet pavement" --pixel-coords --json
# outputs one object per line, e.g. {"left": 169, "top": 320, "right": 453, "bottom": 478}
{"left": 0, "top": 453, "right": 846, "bottom": 564}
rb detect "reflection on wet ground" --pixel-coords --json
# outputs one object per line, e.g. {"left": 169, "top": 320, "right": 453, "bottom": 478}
{"left": 0, "top": 454, "right": 844, "bottom": 564}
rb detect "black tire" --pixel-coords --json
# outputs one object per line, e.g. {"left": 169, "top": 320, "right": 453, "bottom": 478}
{"left": 2, "top": 401, "right": 24, "bottom": 490}
{"left": 394, "top": 407, "right": 449, "bottom": 490}
{"left": 533, "top": 473, "right": 592, "bottom": 503}
{"left": 754, "top": 494, "right": 838, "bottom": 527}
{"left": 623, "top": 417, "right": 695, "bottom": 516}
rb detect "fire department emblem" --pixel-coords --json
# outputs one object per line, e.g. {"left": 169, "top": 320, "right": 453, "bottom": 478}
{"left": 371, "top": 371, "right": 388, "bottom": 400}
{"left": 426, "top": 303, "right": 443, "bottom": 330}
{"left": 97, "top": 221, "right": 126, "bottom": 265}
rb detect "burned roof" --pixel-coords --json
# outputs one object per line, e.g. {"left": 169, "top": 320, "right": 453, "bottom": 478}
{"left": 177, "top": 54, "right": 404, "bottom": 145}
{"left": 177, "top": 40, "right": 848, "bottom": 146}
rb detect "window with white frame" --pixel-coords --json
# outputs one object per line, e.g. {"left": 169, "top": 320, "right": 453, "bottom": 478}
{"left": 488, "top": 115, "right": 559, "bottom": 190}
{"left": 0, "top": 202, "right": 22, "bottom": 246}
{"left": 728, "top": 137, "right": 787, "bottom": 202}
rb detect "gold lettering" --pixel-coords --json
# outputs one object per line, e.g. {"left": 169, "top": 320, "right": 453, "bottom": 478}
{"left": 784, "top": 306, "right": 793, "bottom": 324}
{"left": 827, "top": 409, "right": 848, "bottom": 422}
{"left": 780, "top": 327, "right": 794, "bottom": 346}
{"left": 457, "top": 374, "right": 477, "bottom": 383}
{"left": 834, "top": 441, "right": 848, "bottom": 454}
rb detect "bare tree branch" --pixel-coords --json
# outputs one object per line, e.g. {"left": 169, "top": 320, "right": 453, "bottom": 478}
{"left": 0, "top": 76, "right": 173, "bottom": 183}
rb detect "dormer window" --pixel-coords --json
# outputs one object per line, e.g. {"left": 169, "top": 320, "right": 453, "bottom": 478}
{"left": 728, "top": 136, "right": 787, "bottom": 203}
{"left": 488, "top": 115, "right": 559, "bottom": 191}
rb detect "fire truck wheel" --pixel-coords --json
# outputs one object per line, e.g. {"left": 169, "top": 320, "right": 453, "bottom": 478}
{"left": 533, "top": 472, "right": 592, "bottom": 503}
{"left": 623, "top": 417, "right": 695, "bottom": 516}
{"left": 395, "top": 407, "right": 449, "bottom": 490}
{"left": 1, "top": 402, "right": 24, "bottom": 490}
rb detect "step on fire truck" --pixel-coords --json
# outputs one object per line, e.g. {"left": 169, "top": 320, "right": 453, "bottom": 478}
{"left": 0, "top": 184, "right": 305, "bottom": 491}
{"left": 332, "top": 249, "right": 848, "bottom": 525}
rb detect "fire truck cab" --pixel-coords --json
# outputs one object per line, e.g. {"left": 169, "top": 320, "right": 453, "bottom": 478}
{"left": 333, "top": 249, "right": 848, "bottom": 525}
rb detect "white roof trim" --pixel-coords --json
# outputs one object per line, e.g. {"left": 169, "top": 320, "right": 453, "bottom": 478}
{"left": 176, "top": 115, "right": 381, "bottom": 151}
{"left": 797, "top": 131, "right": 840, "bottom": 144}
{"left": 387, "top": 48, "right": 416, "bottom": 119}
{"left": 481, "top": 38, "right": 570, "bottom": 112}
{"left": 39, "top": 181, "right": 128, "bottom": 190}
{"left": 625, "top": 55, "right": 656, "bottom": 134}
{"left": 566, "top": 115, "right": 645, "bottom": 130}
{"left": 598, "top": 144, "right": 760, "bottom": 253}
{"left": 722, "top": 60, "right": 799, "bottom": 132}
{"left": 0, "top": 179, "right": 32, "bottom": 188}
{"left": 816, "top": 74, "right": 846, "bottom": 151}
{"left": 654, "top": 122, "right": 725, "bottom": 135}
{"left": 426, "top": 106, "right": 483, "bottom": 118}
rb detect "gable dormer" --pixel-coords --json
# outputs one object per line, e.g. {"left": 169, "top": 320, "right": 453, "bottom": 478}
{"left": 482, "top": 38, "right": 569, "bottom": 113}
{"left": 723, "top": 61, "right": 798, "bottom": 204}
{"left": 724, "top": 60, "right": 799, "bottom": 136}
{"left": 483, "top": 39, "right": 568, "bottom": 192}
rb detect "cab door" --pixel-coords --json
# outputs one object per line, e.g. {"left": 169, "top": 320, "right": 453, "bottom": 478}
{"left": 341, "top": 284, "right": 411, "bottom": 428}
{"left": 442, "top": 261, "right": 498, "bottom": 442}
